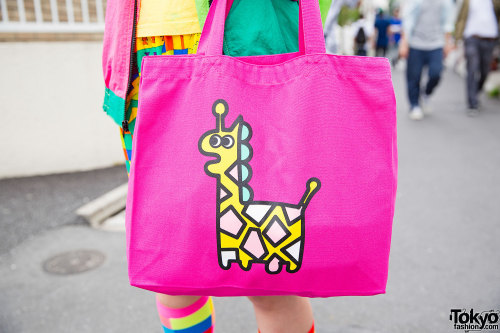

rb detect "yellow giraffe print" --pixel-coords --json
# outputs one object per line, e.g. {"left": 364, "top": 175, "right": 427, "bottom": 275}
{"left": 199, "top": 100, "right": 321, "bottom": 274}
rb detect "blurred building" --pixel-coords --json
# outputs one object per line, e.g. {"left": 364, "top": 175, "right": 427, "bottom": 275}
{"left": 0, "top": 0, "right": 123, "bottom": 178}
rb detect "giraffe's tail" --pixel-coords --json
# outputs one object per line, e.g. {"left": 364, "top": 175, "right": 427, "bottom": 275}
{"left": 299, "top": 178, "right": 321, "bottom": 208}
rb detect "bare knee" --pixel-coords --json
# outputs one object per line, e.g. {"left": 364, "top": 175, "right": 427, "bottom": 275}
{"left": 247, "top": 295, "right": 296, "bottom": 311}
{"left": 156, "top": 293, "right": 201, "bottom": 308}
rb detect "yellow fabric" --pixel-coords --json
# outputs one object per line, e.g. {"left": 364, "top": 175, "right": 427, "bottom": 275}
{"left": 137, "top": 0, "right": 201, "bottom": 37}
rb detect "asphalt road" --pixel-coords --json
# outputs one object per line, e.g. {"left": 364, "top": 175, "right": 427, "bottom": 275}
{"left": 0, "top": 68, "right": 499, "bottom": 333}
{"left": 0, "top": 166, "right": 128, "bottom": 254}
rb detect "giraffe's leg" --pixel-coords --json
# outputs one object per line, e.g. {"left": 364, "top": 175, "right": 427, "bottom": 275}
{"left": 266, "top": 256, "right": 282, "bottom": 274}
{"left": 220, "top": 249, "right": 237, "bottom": 269}
{"left": 238, "top": 251, "right": 252, "bottom": 270}
{"left": 287, "top": 261, "right": 299, "bottom": 273}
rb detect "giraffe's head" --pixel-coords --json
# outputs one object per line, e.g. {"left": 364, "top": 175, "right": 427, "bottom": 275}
{"left": 198, "top": 100, "right": 252, "bottom": 179}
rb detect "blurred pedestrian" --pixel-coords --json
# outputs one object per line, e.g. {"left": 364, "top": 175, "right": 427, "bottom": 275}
{"left": 455, "top": 0, "right": 500, "bottom": 117}
{"left": 352, "top": 14, "right": 373, "bottom": 56}
{"left": 399, "top": 0, "right": 455, "bottom": 120}
{"left": 388, "top": 7, "right": 402, "bottom": 66}
{"left": 374, "top": 9, "right": 391, "bottom": 57}
{"left": 324, "top": 0, "right": 360, "bottom": 54}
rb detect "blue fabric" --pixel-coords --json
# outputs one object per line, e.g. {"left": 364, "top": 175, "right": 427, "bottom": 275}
{"left": 390, "top": 18, "right": 402, "bottom": 44}
{"left": 162, "top": 315, "right": 212, "bottom": 333}
{"left": 174, "top": 49, "right": 189, "bottom": 55}
{"left": 374, "top": 15, "right": 391, "bottom": 47}
{"left": 406, "top": 47, "right": 443, "bottom": 108}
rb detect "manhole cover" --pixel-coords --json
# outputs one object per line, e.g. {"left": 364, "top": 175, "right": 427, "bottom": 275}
{"left": 43, "top": 250, "right": 105, "bottom": 275}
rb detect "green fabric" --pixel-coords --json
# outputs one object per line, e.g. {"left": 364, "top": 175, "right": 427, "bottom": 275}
{"left": 126, "top": 98, "right": 138, "bottom": 132}
{"left": 124, "top": 130, "right": 133, "bottom": 149}
{"left": 195, "top": 0, "right": 210, "bottom": 31}
{"left": 103, "top": 87, "right": 126, "bottom": 126}
{"left": 223, "top": 0, "right": 299, "bottom": 56}
{"left": 319, "top": 0, "right": 332, "bottom": 24}
{"left": 137, "top": 46, "right": 163, "bottom": 68}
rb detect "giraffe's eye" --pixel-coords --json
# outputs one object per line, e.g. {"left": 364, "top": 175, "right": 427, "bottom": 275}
{"left": 222, "top": 136, "right": 234, "bottom": 148}
{"left": 210, "top": 135, "right": 222, "bottom": 148}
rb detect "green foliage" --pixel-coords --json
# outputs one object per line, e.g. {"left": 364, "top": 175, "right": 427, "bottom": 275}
{"left": 488, "top": 86, "right": 500, "bottom": 98}
{"left": 337, "top": 5, "right": 360, "bottom": 27}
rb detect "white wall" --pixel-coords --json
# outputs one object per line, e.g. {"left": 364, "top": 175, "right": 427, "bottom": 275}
{"left": 0, "top": 42, "right": 124, "bottom": 178}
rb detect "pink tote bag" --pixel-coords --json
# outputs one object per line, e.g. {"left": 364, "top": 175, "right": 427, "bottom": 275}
{"left": 126, "top": 0, "right": 397, "bottom": 297}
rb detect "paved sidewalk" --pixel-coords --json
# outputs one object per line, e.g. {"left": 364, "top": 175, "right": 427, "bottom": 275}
{"left": 0, "top": 69, "right": 499, "bottom": 333}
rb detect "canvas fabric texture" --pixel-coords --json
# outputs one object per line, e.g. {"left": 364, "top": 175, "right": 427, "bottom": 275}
{"left": 125, "top": 0, "right": 397, "bottom": 297}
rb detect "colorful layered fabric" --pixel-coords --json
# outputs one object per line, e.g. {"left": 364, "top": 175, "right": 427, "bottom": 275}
{"left": 102, "top": 0, "right": 334, "bottom": 127}
{"left": 120, "top": 34, "right": 201, "bottom": 173}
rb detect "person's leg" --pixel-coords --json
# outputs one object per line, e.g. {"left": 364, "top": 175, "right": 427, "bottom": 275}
{"left": 381, "top": 45, "right": 387, "bottom": 57}
{"left": 464, "top": 37, "right": 481, "bottom": 109}
{"left": 248, "top": 296, "right": 314, "bottom": 333}
{"left": 424, "top": 48, "right": 443, "bottom": 97}
{"left": 477, "top": 39, "right": 496, "bottom": 93}
{"left": 156, "top": 294, "right": 215, "bottom": 332}
{"left": 148, "top": 33, "right": 216, "bottom": 332}
{"left": 406, "top": 47, "right": 425, "bottom": 109}
{"left": 121, "top": 34, "right": 213, "bottom": 332}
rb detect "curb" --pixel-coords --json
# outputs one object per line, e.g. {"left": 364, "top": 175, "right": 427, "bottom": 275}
{"left": 76, "top": 183, "right": 127, "bottom": 229}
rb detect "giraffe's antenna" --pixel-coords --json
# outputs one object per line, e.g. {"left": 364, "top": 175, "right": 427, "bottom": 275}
{"left": 212, "top": 99, "right": 228, "bottom": 131}
{"left": 299, "top": 178, "right": 321, "bottom": 207}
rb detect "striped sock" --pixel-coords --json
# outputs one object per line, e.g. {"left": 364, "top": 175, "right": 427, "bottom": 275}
{"left": 156, "top": 296, "right": 215, "bottom": 333}
{"left": 258, "top": 322, "right": 314, "bottom": 333}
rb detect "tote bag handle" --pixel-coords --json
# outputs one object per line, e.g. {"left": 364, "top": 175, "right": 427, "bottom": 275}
{"left": 197, "top": 0, "right": 326, "bottom": 56}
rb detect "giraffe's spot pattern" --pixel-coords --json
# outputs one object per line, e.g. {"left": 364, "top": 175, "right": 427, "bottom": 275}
{"left": 219, "top": 184, "right": 232, "bottom": 202}
{"left": 228, "top": 165, "right": 239, "bottom": 182}
{"left": 220, "top": 207, "right": 245, "bottom": 238}
{"left": 285, "top": 207, "right": 302, "bottom": 225}
{"left": 199, "top": 99, "right": 321, "bottom": 274}
{"left": 283, "top": 239, "right": 302, "bottom": 264}
{"left": 243, "top": 204, "right": 272, "bottom": 225}
{"left": 242, "top": 230, "right": 266, "bottom": 259}
{"left": 265, "top": 218, "right": 289, "bottom": 245}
